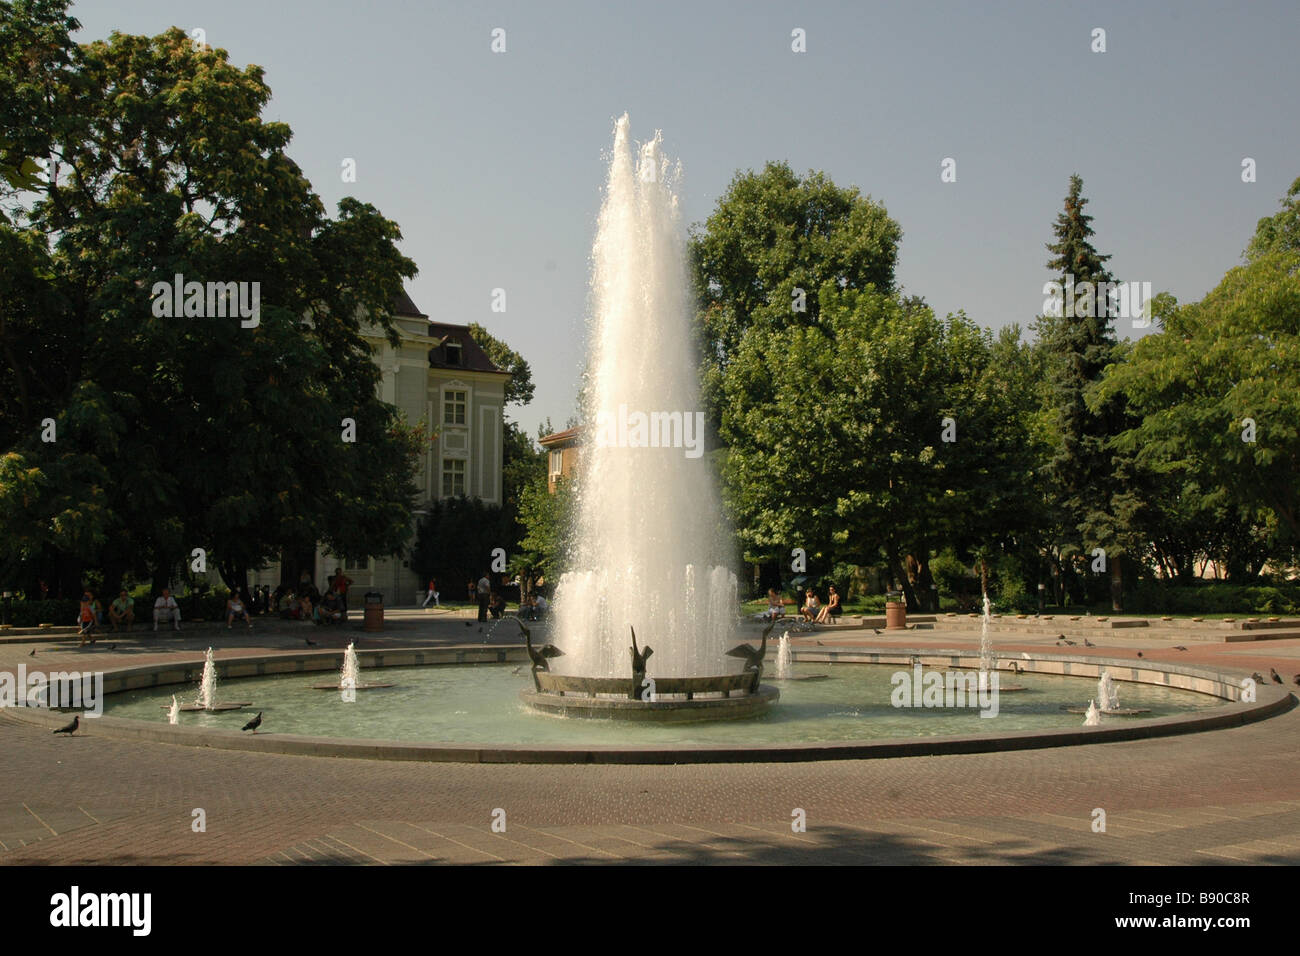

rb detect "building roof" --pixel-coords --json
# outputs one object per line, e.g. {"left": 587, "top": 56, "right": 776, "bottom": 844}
{"left": 427, "top": 321, "right": 510, "bottom": 375}
{"left": 392, "top": 288, "right": 428, "bottom": 319}
{"left": 539, "top": 425, "right": 583, "bottom": 447}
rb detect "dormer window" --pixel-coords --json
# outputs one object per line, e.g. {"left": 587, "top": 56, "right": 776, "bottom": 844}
{"left": 445, "top": 341, "right": 462, "bottom": 365}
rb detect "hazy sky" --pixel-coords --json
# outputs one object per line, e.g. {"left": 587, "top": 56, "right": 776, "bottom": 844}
{"left": 72, "top": 0, "right": 1300, "bottom": 438}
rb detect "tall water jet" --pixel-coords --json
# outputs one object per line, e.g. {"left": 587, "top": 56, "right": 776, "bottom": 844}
{"left": 776, "top": 632, "right": 793, "bottom": 680}
{"left": 978, "top": 595, "right": 996, "bottom": 690}
{"left": 1098, "top": 670, "right": 1119, "bottom": 712}
{"left": 342, "top": 642, "right": 360, "bottom": 690}
{"left": 168, "top": 695, "right": 180, "bottom": 725}
{"left": 553, "top": 114, "right": 738, "bottom": 681}
{"left": 196, "top": 647, "right": 217, "bottom": 711}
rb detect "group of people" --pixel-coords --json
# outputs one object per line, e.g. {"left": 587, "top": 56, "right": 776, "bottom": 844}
{"left": 77, "top": 587, "right": 185, "bottom": 644}
{"left": 272, "top": 568, "right": 353, "bottom": 626}
{"left": 762, "top": 585, "right": 843, "bottom": 624}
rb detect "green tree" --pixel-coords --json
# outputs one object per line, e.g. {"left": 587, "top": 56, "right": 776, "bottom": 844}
{"left": 1096, "top": 250, "right": 1300, "bottom": 559}
{"left": 1246, "top": 176, "right": 1300, "bottom": 261}
{"left": 689, "top": 162, "right": 902, "bottom": 426}
{"left": 1035, "top": 174, "right": 1133, "bottom": 608}
{"left": 0, "top": 9, "right": 423, "bottom": 597}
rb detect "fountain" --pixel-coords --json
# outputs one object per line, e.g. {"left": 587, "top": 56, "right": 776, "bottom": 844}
{"left": 1067, "top": 669, "right": 1149, "bottom": 717}
{"left": 776, "top": 632, "right": 792, "bottom": 680}
{"left": 174, "top": 647, "right": 251, "bottom": 712}
{"left": 310, "top": 641, "right": 395, "bottom": 692}
{"left": 1083, "top": 699, "right": 1101, "bottom": 726}
{"left": 520, "top": 115, "right": 777, "bottom": 720}
{"left": 978, "top": 593, "right": 996, "bottom": 688}
{"left": 168, "top": 695, "right": 180, "bottom": 725}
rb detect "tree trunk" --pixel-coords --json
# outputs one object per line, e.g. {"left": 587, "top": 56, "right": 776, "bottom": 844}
{"left": 1110, "top": 554, "right": 1124, "bottom": 612}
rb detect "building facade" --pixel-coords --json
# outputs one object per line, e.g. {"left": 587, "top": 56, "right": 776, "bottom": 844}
{"left": 245, "top": 290, "right": 510, "bottom": 605}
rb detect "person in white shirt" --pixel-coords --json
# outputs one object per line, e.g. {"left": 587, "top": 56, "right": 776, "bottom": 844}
{"left": 153, "top": 588, "right": 181, "bottom": 631}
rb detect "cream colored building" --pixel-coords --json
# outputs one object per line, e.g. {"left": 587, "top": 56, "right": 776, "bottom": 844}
{"left": 245, "top": 290, "right": 510, "bottom": 605}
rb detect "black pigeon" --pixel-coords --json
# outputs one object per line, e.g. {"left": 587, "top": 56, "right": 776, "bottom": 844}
{"left": 241, "top": 711, "right": 263, "bottom": 733}
{"left": 1056, "top": 634, "right": 1066, "bottom": 641}
{"left": 1173, "top": 645, "right": 1188, "bottom": 651}
{"left": 464, "top": 621, "right": 472, "bottom": 627}
{"left": 28, "top": 648, "right": 35, "bottom": 657}
{"left": 1292, "top": 674, "right": 1300, "bottom": 686}
{"left": 305, "top": 636, "right": 318, "bottom": 647}
{"left": 1063, "top": 639, "right": 1077, "bottom": 646}
{"left": 1270, "top": 668, "right": 1283, "bottom": 684}
{"left": 1136, "top": 651, "right": 1143, "bottom": 658}
{"left": 53, "top": 715, "right": 80, "bottom": 736}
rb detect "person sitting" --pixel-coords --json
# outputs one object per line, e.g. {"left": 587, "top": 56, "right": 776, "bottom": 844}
{"left": 77, "top": 591, "right": 100, "bottom": 646}
{"left": 533, "top": 593, "right": 549, "bottom": 619}
{"left": 153, "top": 588, "right": 181, "bottom": 632}
{"left": 764, "top": 588, "right": 786, "bottom": 621}
{"left": 800, "top": 588, "right": 820, "bottom": 622}
{"left": 226, "top": 591, "right": 253, "bottom": 630}
{"left": 109, "top": 590, "right": 135, "bottom": 632}
{"left": 318, "top": 589, "right": 345, "bottom": 625}
{"left": 520, "top": 593, "right": 537, "bottom": 621}
{"left": 297, "top": 593, "right": 314, "bottom": 622}
{"left": 488, "top": 590, "right": 505, "bottom": 620}
{"left": 817, "top": 585, "right": 841, "bottom": 624}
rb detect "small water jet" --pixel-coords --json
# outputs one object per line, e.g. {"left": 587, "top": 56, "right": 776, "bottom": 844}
{"left": 1066, "top": 670, "right": 1150, "bottom": 716}
{"left": 1083, "top": 699, "right": 1101, "bottom": 726}
{"left": 311, "top": 641, "right": 395, "bottom": 692}
{"left": 776, "top": 632, "right": 792, "bottom": 680}
{"left": 175, "top": 647, "right": 251, "bottom": 712}
{"left": 168, "top": 695, "right": 180, "bottom": 725}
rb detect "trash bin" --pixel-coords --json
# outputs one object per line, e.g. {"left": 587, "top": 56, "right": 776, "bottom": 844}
{"left": 885, "top": 589, "right": 907, "bottom": 630}
{"left": 363, "top": 591, "right": 384, "bottom": 632}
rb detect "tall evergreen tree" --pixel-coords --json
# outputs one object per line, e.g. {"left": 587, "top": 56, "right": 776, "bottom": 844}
{"left": 1038, "top": 174, "right": 1131, "bottom": 608}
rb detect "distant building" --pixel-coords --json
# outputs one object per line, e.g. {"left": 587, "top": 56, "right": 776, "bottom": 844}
{"left": 539, "top": 426, "right": 583, "bottom": 492}
{"left": 245, "top": 290, "right": 510, "bottom": 604}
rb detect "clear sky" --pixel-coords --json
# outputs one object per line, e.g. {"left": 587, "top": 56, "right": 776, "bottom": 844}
{"left": 71, "top": 0, "right": 1300, "bottom": 439}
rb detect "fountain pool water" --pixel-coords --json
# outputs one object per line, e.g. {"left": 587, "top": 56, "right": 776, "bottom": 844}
{"left": 105, "top": 662, "right": 1219, "bottom": 746}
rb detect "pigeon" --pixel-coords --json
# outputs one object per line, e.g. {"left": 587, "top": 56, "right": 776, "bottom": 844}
{"left": 511, "top": 666, "right": 522, "bottom": 675}
{"left": 109, "top": 644, "right": 117, "bottom": 651}
{"left": 1056, "top": 641, "right": 1062, "bottom": 647}
{"left": 1270, "top": 668, "right": 1283, "bottom": 684}
{"left": 1136, "top": 651, "right": 1143, "bottom": 658}
{"left": 28, "top": 648, "right": 35, "bottom": 657}
{"left": 1173, "top": 645, "right": 1188, "bottom": 651}
{"left": 1057, "top": 634, "right": 1066, "bottom": 641}
{"left": 464, "top": 621, "right": 472, "bottom": 627}
{"left": 1021, "top": 652, "right": 1031, "bottom": 660}
{"left": 53, "top": 715, "right": 80, "bottom": 736}
{"left": 241, "top": 711, "right": 263, "bottom": 733}
{"left": 1293, "top": 674, "right": 1300, "bottom": 686}
{"left": 1062, "top": 639, "right": 1077, "bottom": 646}
{"left": 1084, "top": 638, "right": 1094, "bottom": 647}
{"left": 1250, "top": 672, "right": 1265, "bottom": 684}
{"left": 816, "top": 640, "right": 825, "bottom": 646}
{"left": 305, "top": 636, "right": 318, "bottom": 647}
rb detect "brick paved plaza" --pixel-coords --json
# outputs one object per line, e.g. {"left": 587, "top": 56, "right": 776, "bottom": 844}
{"left": 2, "top": 610, "right": 1298, "bottom": 865}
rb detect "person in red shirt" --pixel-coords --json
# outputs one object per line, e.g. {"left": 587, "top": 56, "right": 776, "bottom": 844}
{"left": 330, "top": 567, "right": 354, "bottom": 611}
{"left": 421, "top": 577, "right": 439, "bottom": 609}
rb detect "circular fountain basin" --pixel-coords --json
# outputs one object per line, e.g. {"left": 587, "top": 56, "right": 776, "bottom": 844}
{"left": 309, "top": 682, "right": 396, "bottom": 691}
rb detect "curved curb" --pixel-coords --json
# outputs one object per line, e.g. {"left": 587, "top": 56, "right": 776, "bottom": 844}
{"left": 3, "top": 647, "right": 1294, "bottom": 765}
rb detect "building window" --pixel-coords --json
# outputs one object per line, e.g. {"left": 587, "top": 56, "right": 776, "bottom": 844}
{"left": 442, "top": 459, "right": 467, "bottom": 497}
{"left": 344, "top": 556, "right": 369, "bottom": 572}
{"left": 444, "top": 390, "right": 466, "bottom": 425}
{"left": 445, "top": 342, "right": 462, "bottom": 365}
{"left": 549, "top": 449, "right": 563, "bottom": 478}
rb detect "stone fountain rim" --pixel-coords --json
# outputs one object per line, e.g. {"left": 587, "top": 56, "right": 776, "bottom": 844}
{"left": 6, "top": 645, "right": 1292, "bottom": 765}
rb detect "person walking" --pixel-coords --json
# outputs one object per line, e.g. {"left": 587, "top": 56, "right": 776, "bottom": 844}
{"left": 476, "top": 571, "right": 491, "bottom": 622}
{"left": 421, "top": 577, "right": 439, "bottom": 609}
